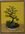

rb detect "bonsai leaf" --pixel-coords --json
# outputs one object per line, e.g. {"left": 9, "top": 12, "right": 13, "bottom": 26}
{"left": 12, "top": 10, "right": 17, "bottom": 14}
{"left": 11, "top": 6, "right": 16, "bottom": 10}
{"left": 17, "top": 18, "right": 19, "bottom": 21}
{"left": 16, "top": 18, "right": 19, "bottom": 21}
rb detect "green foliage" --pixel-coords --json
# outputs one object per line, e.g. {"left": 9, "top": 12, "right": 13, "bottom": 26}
{"left": 6, "top": 21, "right": 19, "bottom": 28}
{"left": 4, "top": 6, "right": 17, "bottom": 19}
{"left": 5, "top": 6, "right": 19, "bottom": 28}
{"left": 4, "top": 6, "right": 19, "bottom": 21}
{"left": 6, "top": 21, "right": 11, "bottom": 28}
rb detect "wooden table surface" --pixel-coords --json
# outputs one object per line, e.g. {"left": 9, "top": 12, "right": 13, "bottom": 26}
{"left": 1, "top": 23, "right": 24, "bottom": 32}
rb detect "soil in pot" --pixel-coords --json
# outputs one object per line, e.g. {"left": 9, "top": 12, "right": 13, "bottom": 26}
{"left": 6, "top": 21, "right": 20, "bottom": 29}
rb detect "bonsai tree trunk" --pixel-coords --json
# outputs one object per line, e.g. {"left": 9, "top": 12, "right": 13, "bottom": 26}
{"left": 11, "top": 18, "right": 14, "bottom": 23}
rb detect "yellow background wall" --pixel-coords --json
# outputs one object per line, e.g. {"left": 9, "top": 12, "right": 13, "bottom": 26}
{"left": 1, "top": 2, "right": 24, "bottom": 24}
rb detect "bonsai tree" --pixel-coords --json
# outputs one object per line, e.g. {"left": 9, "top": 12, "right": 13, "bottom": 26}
{"left": 4, "top": 6, "right": 19, "bottom": 29}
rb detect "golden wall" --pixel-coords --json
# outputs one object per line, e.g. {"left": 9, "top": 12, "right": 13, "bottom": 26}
{"left": 1, "top": 2, "right": 24, "bottom": 25}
